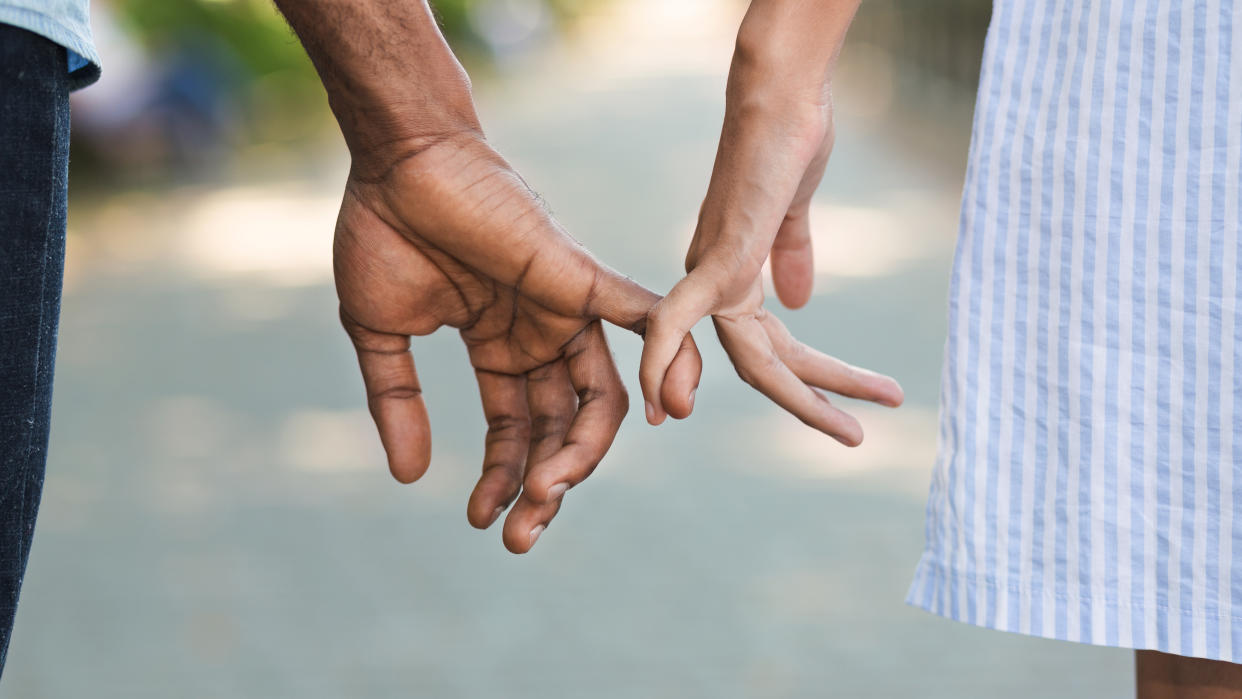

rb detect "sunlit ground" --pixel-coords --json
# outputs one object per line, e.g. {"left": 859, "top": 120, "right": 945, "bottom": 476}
{"left": 4, "top": 1, "right": 1133, "bottom": 697}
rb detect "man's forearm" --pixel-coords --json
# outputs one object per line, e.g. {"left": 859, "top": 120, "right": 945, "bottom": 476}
{"left": 274, "top": 0, "right": 480, "bottom": 170}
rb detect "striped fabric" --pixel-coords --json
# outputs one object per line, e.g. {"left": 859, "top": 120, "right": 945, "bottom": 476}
{"left": 906, "top": 0, "right": 1242, "bottom": 661}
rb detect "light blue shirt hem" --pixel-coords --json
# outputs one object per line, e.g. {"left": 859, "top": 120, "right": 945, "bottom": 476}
{"left": 0, "top": 5, "right": 100, "bottom": 89}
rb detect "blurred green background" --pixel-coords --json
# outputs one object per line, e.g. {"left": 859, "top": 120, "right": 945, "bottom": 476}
{"left": 4, "top": 1, "right": 1137, "bottom": 697}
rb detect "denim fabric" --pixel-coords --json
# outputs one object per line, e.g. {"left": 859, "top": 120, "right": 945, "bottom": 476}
{"left": 0, "top": 24, "right": 69, "bottom": 676}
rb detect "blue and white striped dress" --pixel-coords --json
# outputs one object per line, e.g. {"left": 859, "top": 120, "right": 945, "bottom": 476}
{"left": 907, "top": 0, "right": 1242, "bottom": 661}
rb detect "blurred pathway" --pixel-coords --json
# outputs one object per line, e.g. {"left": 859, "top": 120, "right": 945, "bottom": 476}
{"left": 4, "top": 1, "right": 1132, "bottom": 697}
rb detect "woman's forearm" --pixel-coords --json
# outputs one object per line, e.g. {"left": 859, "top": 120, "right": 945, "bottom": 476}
{"left": 731, "top": 0, "right": 862, "bottom": 111}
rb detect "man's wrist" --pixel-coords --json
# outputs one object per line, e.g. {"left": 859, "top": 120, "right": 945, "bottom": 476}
{"left": 275, "top": 0, "right": 484, "bottom": 172}
{"left": 328, "top": 86, "right": 481, "bottom": 180}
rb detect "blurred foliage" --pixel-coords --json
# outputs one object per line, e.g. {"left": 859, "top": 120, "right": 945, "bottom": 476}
{"left": 83, "top": 0, "right": 991, "bottom": 178}
{"left": 111, "top": 0, "right": 602, "bottom": 82}
{"left": 103, "top": 0, "right": 993, "bottom": 130}
{"left": 113, "top": 0, "right": 311, "bottom": 83}
{"left": 106, "top": 0, "right": 604, "bottom": 144}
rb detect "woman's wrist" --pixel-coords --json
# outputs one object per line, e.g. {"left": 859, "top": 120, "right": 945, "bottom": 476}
{"left": 731, "top": 0, "right": 860, "bottom": 99}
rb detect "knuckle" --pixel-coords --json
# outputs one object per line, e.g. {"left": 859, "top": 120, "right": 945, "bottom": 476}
{"left": 368, "top": 385, "right": 423, "bottom": 403}
{"left": 576, "top": 386, "right": 604, "bottom": 405}
{"left": 734, "top": 364, "right": 758, "bottom": 388}
{"left": 530, "top": 413, "right": 570, "bottom": 441}
{"left": 762, "top": 351, "right": 784, "bottom": 374}
{"left": 784, "top": 340, "right": 807, "bottom": 365}
{"left": 733, "top": 353, "right": 782, "bottom": 389}
{"left": 486, "top": 414, "right": 528, "bottom": 439}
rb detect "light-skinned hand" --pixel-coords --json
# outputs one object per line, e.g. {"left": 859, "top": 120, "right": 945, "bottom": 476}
{"left": 639, "top": 1, "right": 903, "bottom": 445}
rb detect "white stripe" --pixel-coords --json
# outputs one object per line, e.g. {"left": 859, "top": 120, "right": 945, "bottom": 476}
{"left": 1165, "top": 0, "right": 1196, "bottom": 656}
{"left": 995, "top": 0, "right": 1048, "bottom": 632}
{"left": 1142, "top": 0, "right": 1173, "bottom": 650}
{"left": 1090, "top": 0, "right": 1125, "bottom": 647}
{"left": 1065, "top": 0, "right": 1105, "bottom": 643}
{"left": 1075, "top": 0, "right": 1109, "bottom": 643}
{"left": 970, "top": 0, "right": 1028, "bottom": 628}
{"left": 1020, "top": 0, "right": 1070, "bottom": 636}
{"left": 1114, "top": 0, "right": 1151, "bottom": 651}
{"left": 951, "top": 0, "right": 1013, "bottom": 622}
{"left": 1219, "top": 0, "right": 1242, "bottom": 661}
{"left": 950, "top": 50, "right": 983, "bottom": 627}
{"left": 1045, "top": 0, "right": 1090, "bottom": 637}
{"left": 1191, "top": 1, "right": 1221, "bottom": 659}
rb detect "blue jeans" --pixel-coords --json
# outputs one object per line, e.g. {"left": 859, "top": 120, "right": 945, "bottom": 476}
{"left": 0, "top": 24, "right": 70, "bottom": 675}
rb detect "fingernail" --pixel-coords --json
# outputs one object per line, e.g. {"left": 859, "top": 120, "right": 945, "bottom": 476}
{"left": 529, "top": 524, "right": 546, "bottom": 546}
{"left": 644, "top": 401, "right": 656, "bottom": 423}
{"left": 547, "top": 482, "right": 569, "bottom": 500}
{"left": 689, "top": 388, "right": 697, "bottom": 409}
{"left": 486, "top": 505, "right": 504, "bottom": 527}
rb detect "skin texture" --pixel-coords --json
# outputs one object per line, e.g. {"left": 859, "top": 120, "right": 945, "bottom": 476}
{"left": 275, "top": 0, "right": 700, "bottom": 553}
{"left": 1137, "top": 651, "right": 1242, "bottom": 698}
{"left": 639, "top": 0, "right": 903, "bottom": 445}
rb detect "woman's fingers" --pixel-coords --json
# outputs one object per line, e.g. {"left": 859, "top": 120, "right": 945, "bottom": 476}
{"left": 709, "top": 307, "right": 904, "bottom": 445}
{"left": 713, "top": 313, "right": 865, "bottom": 446}
{"left": 639, "top": 270, "right": 719, "bottom": 424}
{"left": 660, "top": 333, "right": 701, "bottom": 420}
{"left": 467, "top": 371, "right": 530, "bottom": 529}
{"left": 522, "top": 323, "right": 628, "bottom": 503}
{"left": 770, "top": 214, "right": 815, "bottom": 310}
{"left": 551, "top": 248, "right": 707, "bottom": 420}
{"left": 759, "top": 311, "right": 904, "bottom": 408}
{"left": 523, "top": 245, "right": 705, "bottom": 423}
{"left": 771, "top": 131, "right": 833, "bottom": 310}
{"left": 340, "top": 308, "right": 433, "bottom": 484}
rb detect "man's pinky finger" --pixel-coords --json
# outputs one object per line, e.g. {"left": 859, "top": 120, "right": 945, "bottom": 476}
{"left": 523, "top": 323, "right": 626, "bottom": 502}
{"left": 502, "top": 494, "right": 561, "bottom": 554}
